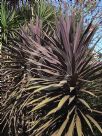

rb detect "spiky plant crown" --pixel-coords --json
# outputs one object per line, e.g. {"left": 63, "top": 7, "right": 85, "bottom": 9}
{"left": 0, "top": 15, "right": 102, "bottom": 136}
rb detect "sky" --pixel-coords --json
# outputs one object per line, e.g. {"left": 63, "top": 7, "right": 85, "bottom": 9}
{"left": 52, "top": 0, "right": 102, "bottom": 53}
{"left": 20, "top": 0, "right": 102, "bottom": 53}
{"left": 2, "top": 0, "right": 101, "bottom": 54}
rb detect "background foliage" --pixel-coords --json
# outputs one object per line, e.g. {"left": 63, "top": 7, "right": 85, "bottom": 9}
{"left": 0, "top": 0, "right": 102, "bottom": 136}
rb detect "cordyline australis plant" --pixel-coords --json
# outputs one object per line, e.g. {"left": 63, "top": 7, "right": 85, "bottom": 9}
{"left": 0, "top": 15, "right": 102, "bottom": 136}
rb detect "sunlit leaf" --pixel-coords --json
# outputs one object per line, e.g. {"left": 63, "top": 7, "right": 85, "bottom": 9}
{"left": 86, "top": 115, "right": 102, "bottom": 133}
{"left": 56, "top": 107, "right": 75, "bottom": 136}
{"left": 78, "top": 98, "right": 91, "bottom": 110}
{"left": 80, "top": 89, "right": 97, "bottom": 97}
{"left": 47, "top": 95, "right": 70, "bottom": 116}
{"left": 31, "top": 95, "right": 61, "bottom": 112}
{"left": 65, "top": 115, "right": 75, "bottom": 136}
{"left": 76, "top": 115, "right": 83, "bottom": 136}
{"left": 79, "top": 110, "right": 94, "bottom": 134}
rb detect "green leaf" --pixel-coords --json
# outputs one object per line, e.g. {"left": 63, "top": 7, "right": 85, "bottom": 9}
{"left": 9, "top": 10, "right": 16, "bottom": 22}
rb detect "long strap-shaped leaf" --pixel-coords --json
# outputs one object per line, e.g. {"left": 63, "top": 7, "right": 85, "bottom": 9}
{"left": 31, "top": 95, "right": 61, "bottom": 112}
{"left": 78, "top": 98, "right": 91, "bottom": 111}
{"left": 79, "top": 110, "right": 94, "bottom": 134}
{"left": 74, "top": 17, "right": 83, "bottom": 53}
{"left": 65, "top": 115, "right": 75, "bottom": 136}
{"left": 86, "top": 114, "right": 102, "bottom": 134}
{"left": 80, "top": 89, "right": 97, "bottom": 97}
{"left": 54, "top": 106, "right": 75, "bottom": 136}
{"left": 47, "top": 95, "right": 70, "bottom": 116}
{"left": 76, "top": 115, "right": 83, "bottom": 136}
{"left": 35, "top": 116, "right": 61, "bottom": 136}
